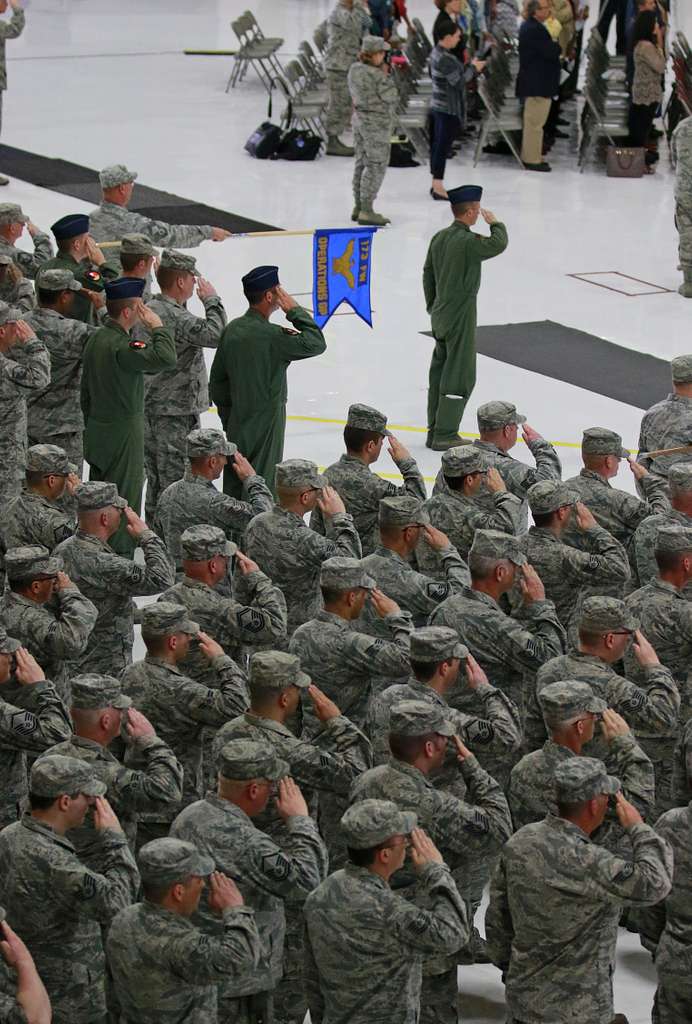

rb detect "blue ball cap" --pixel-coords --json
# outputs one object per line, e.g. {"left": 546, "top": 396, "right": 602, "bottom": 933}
{"left": 104, "top": 277, "right": 146, "bottom": 300}
{"left": 447, "top": 185, "right": 483, "bottom": 204}
{"left": 242, "top": 265, "right": 279, "bottom": 292}
{"left": 51, "top": 214, "right": 90, "bottom": 241}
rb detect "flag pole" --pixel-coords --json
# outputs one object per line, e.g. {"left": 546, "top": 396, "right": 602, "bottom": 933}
{"left": 97, "top": 229, "right": 316, "bottom": 249}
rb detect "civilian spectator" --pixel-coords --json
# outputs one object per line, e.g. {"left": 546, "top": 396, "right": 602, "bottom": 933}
{"left": 628, "top": 9, "right": 665, "bottom": 171}
{"left": 516, "top": 0, "right": 561, "bottom": 171}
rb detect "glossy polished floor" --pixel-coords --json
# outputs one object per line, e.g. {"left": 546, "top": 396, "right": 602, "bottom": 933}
{"left": 9, "top": 1, "right": 688, "bottom": 1021}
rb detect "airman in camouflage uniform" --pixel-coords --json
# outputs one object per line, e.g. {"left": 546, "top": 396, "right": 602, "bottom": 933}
{"left": 54, "top": 482, "right": 175, "bottom": 676}
{"left": 673, "top": 118, "right": 692, "bottom": 297}
{"left": 632, "top": 463, "right": 692, "bottom": 589}
{"left": 304, "top": 800, "right": 469, "bottom": 1024}
{"left": 155, "top": 427, "right": 273, "bottom": 571}
{"left": 637, "top": 354, "right": 692, "bottom": 480}
{"left": 508, "top": 681, "right": 654, "bottom": 842}
{"left": 0, "top": 204, "right": 52, "bottom": 280}
{"left": 525, "top": 598, "right": 680, "bottom": 810}
{"left": 42, "top": 674, "right": 183, "bottom": 852}
{"left": 0, "top": 546, "right": 97, "bottom": 702}
{"left": 486, "top": 757, "right": 673, "bottom": 1024}
{"left": 563, "top": 427, "right": 670, "bottom": 583}
{"left": 672, "top": 717, "right": 692, "bottom": 806}
{"left": 107, "top": 838, "right": 261, "bottom": 1024}
{"left": 144, "top": 250, "right": 228, "bottom": 522}
{"left": 324, "top": 0, "right": 370, "bottom": 155}
{"left": 360, "top": 497, "right": 470, "bottom": 633}
{"left": 121, "top": 603, "right": 248, "bottom": 832}
{"left": 0, "top": 756, "right": 140, "bottom": 1024}
{"left": 522, "top": 480, "right": 630, "bottom": 636}
{"left": 115, "top": 232, "right": 156, "bottom": 301}
{"left": 0, "top": 1, "right": 25, "bottom": 184}
{"left": 88, "top": 164, "right": 229, "bottom": 255}
{"left": 350, "top": 702, "right": 512, "bottom": 1023}
{"left": 430, "top": 530, "right": 566, "bottom": 743}
{"left": 0, "top": 254, "right": 35, "bottom": 311}
{"left": 418, "top": 446, "right": 522, "bottom": 576}
{"left": 0, "top": 906, "right": 51, "bottom": 1024}
{"left": 2, "top": 445, "right": 76, "bottom": 554}
{"left": 172, "top": 740, "right": 328, "bottom": 1024}
{"left": 0, "top": 304, "right": 50, "bottom": 509}
{"left": 244, "top": 459, "right": 362, "bottom": 634}
{"left": 0, "top": 629, "right": 71, "bottom": 828}
{"left": 310, "top": 404, "right": 426, "bottom": 555}
{"left": 25, "top": 267, "right": 96, "bottom": 469}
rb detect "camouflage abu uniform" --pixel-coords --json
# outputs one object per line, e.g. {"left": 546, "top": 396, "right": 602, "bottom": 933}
{"left": 54, "top": 482, "right": 174, "bottom": 676}
{"left": 107, "top": 838, "right": 261, "bottom": 1024}
{"left": 0, "top": 626, "right": 71, "bottom": 828}
{"left": 325, "top": 1, "right": 369, "bottom": 136}
{"left": 672, "top": 120, "right": 692, "bottom": 297}
{"left": 486, "top": 758, "right": 673, "bottom": 1024}
{"left": 304, "top": 799, "right": 469, "bottom": 1024}
{"left": 347, "top": 37, "right": 399, "bottom": 216}
{"left": 171, "top": 741, "right": 328, "bottom": 1024}
{"left": 0, "top": 303, "right": 50, "bottom": 508}
{"left": 144, "top": 249, "right": 228, "bottom": 523}
{"left": 0, "top": 3, "right": 24, "bottom": 134}
{"left": 42, "top": 674, "right": 183, "bottom": 852}
{"left": 1, "top": 445, "right": 76, "bottom": 554}
{"left": 0, "top": 756, "right": 140, "bottom": 1024}
{"left": 0, "top": 254, "right": 34, "bottom": 311}
{"left": 637, "top": 355, "right": 692, "bottom": 480}
{"left": 155, "top": 428, "right": 273, "bottom": 570}
{"left": 244, "top": 460, "right": 362, "bottom": 635}
{"left": 25, "top": 267, "right": 96, "bottom": 469}
{"left": 309, "top": 404, "right": 426, "bottom": 556}
{"left": 632, "top": 465, "right": 692, "bottom": 587}
{"left": 0, "top": 204, "right": 53, "bottom": 280}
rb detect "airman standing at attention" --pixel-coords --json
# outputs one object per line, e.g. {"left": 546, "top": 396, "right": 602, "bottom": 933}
{"left": 0, "top": 203, "right": 52, "bottom": 278}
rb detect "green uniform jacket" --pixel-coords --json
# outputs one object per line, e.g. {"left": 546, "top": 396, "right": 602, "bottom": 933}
{"left": 209, "top": 305, "right": 326, "bottom": 497}
{"left": 81, "top": 320, "right": 176, "bottom": 551}
{"left": 42, "top": 252, "right": 118, "bottom": 325}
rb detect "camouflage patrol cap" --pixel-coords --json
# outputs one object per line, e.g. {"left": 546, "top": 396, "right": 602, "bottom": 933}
{"left": 477, "top": 401, "right": 526, "bottom": 431}
{"left": 346, "top": 403, "right": 391, "bottom": 436}
{"left": 378, "top": 496, "right": 429, "bottom": 528}
{"left": 341, "top": 798, "right": 416, "bottom": 849}
{"left": 0, "top": 203, "right": 27, "bottom": 226}
{"left": 74, "top": 481, "right": 127, "bottom": 511}
{"left": 527, "top": 480, "right": 577, "bottom": 515}
{"left": 70, "top": 674, "right": 132, "bottom": 711}
{"left": 669, "top": 464, "right": 692, "bottom": 490}
{"left": 654, "top": 525, "right": 692, "bottom": 555}
{"left": 469, "top": 528, "right": 526, "bottom": 566}
{"left": 186, "top": 428, "right": 237, "bottom": 459}
{"left": 0, "top": 302, "right": 21, "bottom": 326}
{"left": 538, "top": 680, "right": 607, "bottom": 728}
{"left": 159, "top": 249, "right": 198, "bottom": 275}
{"left": 249, "top": 650, "right": 311, "bottom": 691}
{"left": 553, "top": 756, "right": 620, "bottom": 803}
{"left": 99, "top": 164, "right": 138, "bottom": 189}
{"left": 0, "top": 627, "right": 21, "bottom": 655}
{"left": 35, "top": 267, "right": 82, "bottom": 292}
{"left": 578, "top": 596, "right": 639, "bottom": 634}
{"left": 217, "top": 739, "right": 289, "bottom": 781}
{"left": 138, "top": 838, "right": 214, "bottom": 887}
{"left": 30, "top": 755, "right": 107, "bottom": 799}
{"left": 409, "top": 626, "right": 468, "bottom": 662}
{"left": 4, "top": 546, "right": 60, "bottom": 583}
{"left": 120, "top": 234, "right": 156, "bottom": 258}
{"left": 180, "top": 524, "right": 238, "bottom": 562}
{"left": 0, "top": 255, "right": 12, "bottom": 266}
{"left": 320, "top": 557, "right": 375, "bottom": 592}
{"left": 389, "top": 699, "right": 455, "bottom": 738}
{"left": 441, "top": 445, "right": 485, "bottom": 477}
{"left": 141, "top": 602, "right": 199, "bottom": 640}
{"left": 581, "top": 427, "right": 629, "bottom": 458}
{"left": 275, "top": 459, "right": 326, "bottom": 490}
{"left": 26, "top": 443, "right": 76, "bottom": 476}
{"left": 361, "top": 34, "right": 391, "bottom": 53}
{"left": 671, "top": 354, "right": 692, "bottom": 383}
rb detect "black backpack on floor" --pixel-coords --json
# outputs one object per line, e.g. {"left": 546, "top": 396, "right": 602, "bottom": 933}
{"left": 275, "top": 129, "right": 322, "bottom": 161}
{"left": 244, "top": 121, "right": 283, "bottom": 159}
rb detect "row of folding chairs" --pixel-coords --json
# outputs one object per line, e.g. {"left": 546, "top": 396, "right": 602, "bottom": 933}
{"left": 472, "top": 33, "right": 524, "bottom": 167}
{"left": 670, "top": 31, "right": 692, "bottom": 119}
{"left": 226, "top": 10, "right": 285, "bottom": 94}
{"left": 578, "top": 27, "right": 630, "bottom": 170}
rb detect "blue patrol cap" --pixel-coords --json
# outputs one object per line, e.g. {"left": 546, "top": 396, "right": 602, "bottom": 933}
{"left": 51, "top": 214, "right": 90, "bottom": 240}
{"left": 447, "top": 185, "right": 483, "bottom": 204}
{"left": 242, "top": 265, "right": 279, "bottom": 292}
{"left": 104, "top": 277, "right": 146, "bottom": 300}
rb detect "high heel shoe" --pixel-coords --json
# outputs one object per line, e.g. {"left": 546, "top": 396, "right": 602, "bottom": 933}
{"left": 430, "top": 188, "right": 448, "bottom": 201}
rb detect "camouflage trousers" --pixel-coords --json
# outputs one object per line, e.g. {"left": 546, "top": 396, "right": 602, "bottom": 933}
{"left": 352, "top": 123, "right": 391, "bottom": 207}
{"left": 273, "top": 903, "right": 307, "bottom": 1024}
{"left": 653, "top": 974, "right": 692, "bottom": 1023}
{"left": 675, "top": 199, "right": 692, "bottom": 270}
{"left": 317, "top": 791, "right": 349, "bottom": 872}
{"left": 220, "top": 990, "right": 274, "bottom": 1024}
{"left": 640, "top": 735, "right": 676, "bottom": 820}
{"left": 420, "top": 966, "right": 459, "bottom": 1024}
{"left": 144, "top": 410, "right": 200, "bottom": 525}
{"left": 0, "top": 408, "right": 28, "bottom": 509}
{"left": 325, "top": 69, "right": 352, "bottom": 136}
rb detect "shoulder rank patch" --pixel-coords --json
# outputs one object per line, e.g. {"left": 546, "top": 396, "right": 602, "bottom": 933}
{"left": 261, "top": 851, "right": 291, "bottom": 881}
{"left": 621, "top": 690, "right": 646, "bottom": 713}
{"left": 587, "top": 555, "right": 601, "bottom": 571}
{"left": 613, "top": 862, "right": 635, "bottom": 883}
{"left": 237, "top": 607, "right": 266, "bottom": 635}
{"left": 129, "top": 565, "right": 145, "bottom": 585}
{"left": 466, "top": 810, "right": 490, "bottom": 837}
{"left": 426, "top": 582, "right": 449, "bottom": 601}
{"left": 407, "top": 913, "right": 429, "bottom": 935}
{"left": 10, "top": 710, "right": 38, "bottom": 737}
{"left": 469, "top": 720, "right": 493, "bottom": 745}
{"left": 80, "top": 873, "right": 97, "bottom": 900}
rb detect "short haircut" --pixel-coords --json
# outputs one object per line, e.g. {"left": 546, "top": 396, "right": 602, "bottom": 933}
{"left": 248, "top": 679, "right": 290, "bottom": 707}
{"left": 655, "top": 548, "right": 691, "bottom": 574}
{"left": 106, "top": 297, "right": 138, "bottom": 319}
{"left": 532, "top": 510, "right": 556, "bottom": 528}
{"left": 56, "top": 237, "right": 78, "bottom": 254}
{"left": 157, "top": 266, "right": 188, "bottom": 291}
{"left": 142, "top": 877, "right": 192, "bottom": 904}
{"left": 469, "top": 551, "right": 502, "bottom": 578}
{"left": 451, "top": 201, "right": 476, "bottom": 217}
{"left": 26, "top": 469, "right": 48, "bottom": 487}
{"left": 578, "top": 628, "right": 605, "bottom": 646}
{"left": 409, "top": 658, "right": 440, "bottom": 682}
{"left": 36, "top": 287, "right": 65, "bottom": 307}
{"left": 121, "top": 252, "right": 149, "bottom": 273}
{"left": 556, "top": 797, "right": 590, "bottom": 818}
{"left": 244, "top": 285, "right": 276, "bottom": 306}
{"left": 582, "top": 452, "right": 609, "bottom": 471}
{"left": 143, "top": 634, "right": 171, "bottom": 657}
{"left": 443, "top": 473, "right": 465, "bottom": 492}
{"left": 347, "top": 844, "right": 379, "bottom": 866}
{"left": 525, "top": 0, "right": 541, "bottom": 15}
{"left": 388, "top": 731, "right": 438, "bottom": 763}
{"left": 8, "top": 577, "right": 41, "bottom": 593}
{"left": 29, "top": 792, "right": 58, "bottom": 811}
{"left": 321, "top": 585, "right": 352, "bottom": 604}
{"left": 343, "top": 425, "right": 382, "bottom": 453}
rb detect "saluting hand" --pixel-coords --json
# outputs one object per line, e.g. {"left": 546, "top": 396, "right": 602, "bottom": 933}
{"left": 198, "top": 631, "right": 225, "bottom": 662}
{"left": 308, "top": 684, "right": 341, "bottom": 722}
{"left": 232, "top": 452, "right": 256, "bottom": 482}
{"left": 480, "top": 208, "right": 498, "bottom": 225}
{"left": 136, "top": 301, "right": 163, "bottom": 331}
{"left": 14, "top": 648, "right": 45, "bottom": 686}
{"left": 275, "top": 286, "right": 298, "bottom": 313}
{"left": 208, "top": 871, "right": 244, "bottom": 911}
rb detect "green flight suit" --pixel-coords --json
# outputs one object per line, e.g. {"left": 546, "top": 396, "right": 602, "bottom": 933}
{"left": 41, "top": 252, "right": 118, "bottom": 325}
{"left": 81, "top": 319, "right": 177, "bottom": 557}
{"left": 423, "top": 219, "right": 508, "bottom": 445}
{"left": 209, "top": 305, "right": 326, "bottom": 498}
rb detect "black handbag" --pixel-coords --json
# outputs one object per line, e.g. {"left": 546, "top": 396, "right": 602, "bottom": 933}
{"left": 275, "top": 129, "right": 322, "bottom": 161}
{"left": 244, "top": 120, "right": 283, "bottom": 159}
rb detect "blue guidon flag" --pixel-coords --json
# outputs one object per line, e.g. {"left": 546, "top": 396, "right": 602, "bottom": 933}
{"left": 312, "top": 227, "right": 377, "bottom": 329}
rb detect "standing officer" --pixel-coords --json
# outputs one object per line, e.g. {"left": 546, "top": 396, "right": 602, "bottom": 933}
{"left": 673, "top": 116, "right": 692, "bottom": 297}
{"left": 324, "top": 0, "right": 370, "bottom": 157}
{"left": 210, "top": 266, "right": 326, "bottom": 499}
{"left": 0, "top": 0, "right": 25, "bottom": 186}
{"left": 43, "top": 214, "right": 117, "bottom": 325}
{"left": 80, "top": 277, "right": 176, "bottom": 557}
{"left": 423, "top": 186, "right": 508, "bottom": 451}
